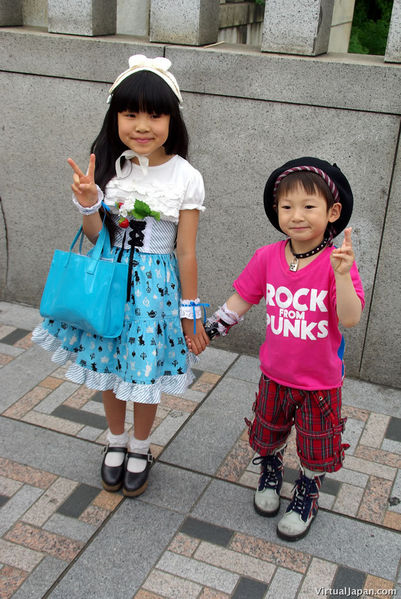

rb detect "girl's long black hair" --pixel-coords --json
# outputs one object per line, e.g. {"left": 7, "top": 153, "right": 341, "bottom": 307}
{"left": 91, "top": 70, "right": 189, "bottom": 240}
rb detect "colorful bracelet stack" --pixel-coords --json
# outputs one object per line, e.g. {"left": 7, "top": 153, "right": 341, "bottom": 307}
{"left": 204, "top": 303, "right": 243, "bottom": 340}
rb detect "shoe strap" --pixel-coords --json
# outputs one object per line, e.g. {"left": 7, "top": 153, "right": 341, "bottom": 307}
{"left": 127, "top": 451, "right": 153, "bottom": 463}
{"left": 103, "top": 446, "right": 127, "bottom": 454}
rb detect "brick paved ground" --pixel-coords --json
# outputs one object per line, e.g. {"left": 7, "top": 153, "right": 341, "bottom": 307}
{"left": 0, "top": 301, "right": 400, "bottom": 598}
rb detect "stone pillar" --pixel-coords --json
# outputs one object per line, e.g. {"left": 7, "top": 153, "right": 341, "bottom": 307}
{"left": 328, "top": 0, "right": 356, "bottom": 53}
{"left": 48, "top": 0, "right": 117, "bottom": 36}
{"left": 117, "top": 0, "right": 149, "bottom": 36}
{"left": 385, "top": 0, "right": 401, "bottom": 63}
{"left": 262, "top": 0, "right": 335, "bottom": 56}
{"left": 150, "top": 0, "right": 220, "bottom": 46}
{"left": 0, "top": 0, "right": 23, "bottom": 26}
{"left": 22, "top": 0, "right": 48, "bottom": 28}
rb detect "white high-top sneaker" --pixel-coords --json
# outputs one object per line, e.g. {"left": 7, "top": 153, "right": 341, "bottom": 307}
{"left": 277, "top": 466, "right": 325, "bottom": 541}
{"left": 252, "top": 445, "right": 286, "bottom": 517}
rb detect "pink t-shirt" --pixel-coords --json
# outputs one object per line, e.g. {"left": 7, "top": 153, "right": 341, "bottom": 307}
{"left": 233, "top": 240, "right": 365, "bottom": 390}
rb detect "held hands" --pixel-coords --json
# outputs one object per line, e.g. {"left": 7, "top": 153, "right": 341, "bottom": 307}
{"left": 185, "top": 300, "right": 246, "bottom": 352}
{"left": 67, "top": 154, "right": 98, "bottom": 208}
{"left": 330, "top": 227, "right": 355, "bottom": 276}
{"left": 182, "top": 319, "right": 210, "bottom": 355}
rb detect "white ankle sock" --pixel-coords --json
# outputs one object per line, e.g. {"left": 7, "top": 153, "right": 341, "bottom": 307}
{"left": 127, "top": 436, "right": 150, "bottom": 473}
{"left": 105, "top": 430, "right": 128, "bottom": 467}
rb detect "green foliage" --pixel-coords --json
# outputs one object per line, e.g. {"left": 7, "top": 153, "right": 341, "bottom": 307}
{"left": 349, "top": 0, "right": 393, "bottom": 55}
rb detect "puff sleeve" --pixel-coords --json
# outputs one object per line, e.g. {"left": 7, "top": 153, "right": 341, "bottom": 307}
{"left": 180, "top": 168, "right": 206, "bottom": 212}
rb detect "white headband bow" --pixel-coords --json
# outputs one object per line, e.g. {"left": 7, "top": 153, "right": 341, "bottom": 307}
{"left": 107, "top": 54, "right": 183, "bottom": 104}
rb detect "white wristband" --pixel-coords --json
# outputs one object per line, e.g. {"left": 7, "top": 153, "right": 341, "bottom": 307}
{"left": 72, "top": 185, "right": 104, "bottom": 215}
{"left": 180, "top": 298, "right": 202, "bottom": 319}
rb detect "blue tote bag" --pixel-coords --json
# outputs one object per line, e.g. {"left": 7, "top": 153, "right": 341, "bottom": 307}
{"left": 40, "top": 223, "right": 128, "bottom": 338}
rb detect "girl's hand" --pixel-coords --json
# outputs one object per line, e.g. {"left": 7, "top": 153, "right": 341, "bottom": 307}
{"left": 182, "top": 319, "right": 209, "bottom": 355}
{"left": 330, "top": 227, "right": 355, "bottom": 275}
{"left": 185, "top": 335, "right": 193, "bottom": 353}
{"left": 67, "top": 154, "right": 98, "bottom": 207}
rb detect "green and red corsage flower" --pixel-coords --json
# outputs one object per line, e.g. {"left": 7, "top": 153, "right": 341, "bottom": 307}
{"left": 116, "top": 199, "right": 160, "bottom": 228}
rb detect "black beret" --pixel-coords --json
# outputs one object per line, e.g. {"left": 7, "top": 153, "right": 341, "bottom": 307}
{"left": 263, "top": 157, "right": 353, "bottom": 237}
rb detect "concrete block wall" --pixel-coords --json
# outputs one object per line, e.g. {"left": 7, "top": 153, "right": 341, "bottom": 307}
{"left": 0, "top": 29, "right": 400, "bottom": 388}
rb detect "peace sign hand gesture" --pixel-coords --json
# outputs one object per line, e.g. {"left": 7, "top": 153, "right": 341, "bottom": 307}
{"left": 330, "top": 227, "right": 355, "bottom": 276}
{"left": 67, "top": 153, "right": 98, "bottom": 208}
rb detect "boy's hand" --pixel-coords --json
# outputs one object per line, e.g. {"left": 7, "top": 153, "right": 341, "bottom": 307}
{"left": 67, "top": 154, "right": 98, "bottom": 207}
{"left": 203, "top": 304, "right": 243, "bottom": 339}
{"left": 182, "top": 319, "right": 209, "bottom": 355}
{"left": 330, "top": 227, "right": 355, "bottom": 275}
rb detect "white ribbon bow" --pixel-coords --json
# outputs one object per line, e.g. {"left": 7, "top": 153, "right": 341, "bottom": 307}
{"left": 116, "top": 150, "right": 149, "bottom": 177}
{"left": 128, "top": 54, "right": 172, "bottom": 73}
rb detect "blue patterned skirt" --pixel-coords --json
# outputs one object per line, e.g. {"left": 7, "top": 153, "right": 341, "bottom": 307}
{"left": 32, "top": 247, "right": 196, "bottom": 404}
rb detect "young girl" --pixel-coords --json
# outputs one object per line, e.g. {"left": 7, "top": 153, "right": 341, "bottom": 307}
{"left": 197, "top": 157, "right": 364, "bottom": 541}
{"left": 33, "top": 54, "right": 209, "bottom": 497}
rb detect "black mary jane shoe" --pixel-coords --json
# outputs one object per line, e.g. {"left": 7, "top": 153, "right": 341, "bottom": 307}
{"left": 101, "top": 446, "right": 127, "bottom": 492}
{"left": 123, "top": 450, "right": 154, "bottom": 498}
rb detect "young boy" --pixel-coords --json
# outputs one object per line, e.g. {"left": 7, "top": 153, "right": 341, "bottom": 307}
{"left": 201, "top": 157, "right": 364, "bottom": 541}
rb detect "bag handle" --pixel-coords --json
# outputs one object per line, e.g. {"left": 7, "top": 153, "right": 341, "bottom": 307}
{"left": 69, "top": 227, "right": 85, "bottom": 253}
{"left": 69, "top": 224, "right": 107, "bottom": 252}
{"left": 68, "top": 218, "right": 111, "bottom": 274}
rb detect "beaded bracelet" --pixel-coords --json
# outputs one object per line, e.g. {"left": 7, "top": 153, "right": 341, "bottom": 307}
{"left": 72, "top": 185, "right": 104, "bottom": 215}
{"left": 180, "top": 299, "right": 210, "bottom": 334}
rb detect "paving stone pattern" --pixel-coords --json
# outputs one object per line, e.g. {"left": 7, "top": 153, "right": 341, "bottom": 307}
{"left": 0, "top": 303, "right": 400, "bottom": 598}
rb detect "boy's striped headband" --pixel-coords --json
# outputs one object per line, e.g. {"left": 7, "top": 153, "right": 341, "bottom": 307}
{"left": 107, "top": 54, "right": 183, "bottom": 104}
{"left": 273, "top": 165, "right": 340, "bottom": 202}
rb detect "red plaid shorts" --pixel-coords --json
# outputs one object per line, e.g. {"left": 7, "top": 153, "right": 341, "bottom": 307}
{"left": 247, "top": 374, "right": 349, "bottom": 472}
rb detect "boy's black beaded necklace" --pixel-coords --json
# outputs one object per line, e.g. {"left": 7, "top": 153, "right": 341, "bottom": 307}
{"left": 288, "top": 237, "right": 329, "bottom": 272}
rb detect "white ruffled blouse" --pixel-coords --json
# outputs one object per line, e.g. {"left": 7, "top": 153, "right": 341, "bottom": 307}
{"left": 104, "top": 152, "right": 205, "bottom": 224}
